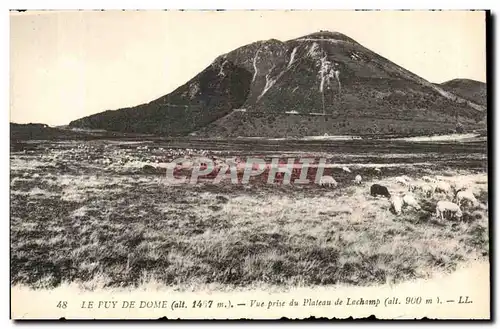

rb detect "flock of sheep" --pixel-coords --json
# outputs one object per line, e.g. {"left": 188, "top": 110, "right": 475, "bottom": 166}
{"left": 33, "top": 144, "right": 483, "bottom": 224}
{"left": 319, "top": 168, "right": 483, "bottom": 222}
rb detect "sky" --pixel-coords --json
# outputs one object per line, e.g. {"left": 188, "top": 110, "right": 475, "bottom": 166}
{"left": 10, "top": 10, "right": 487, "bottom": 126}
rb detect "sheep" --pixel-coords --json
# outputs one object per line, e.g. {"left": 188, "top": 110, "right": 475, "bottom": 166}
{"left": 370, "top": 184, "right": 391, "bottom": 198}
{"left": 407, "top": 183, "right": 417, "bottom": 192}
{"left": 455, "top": 190, "right": 479, "bottom": 207}
{"left": 214, "top": 159, "right": 225, "bottom": 167}
{"left": 418, "top": 184, "right": 434, "bottom": 198}
{"left": 402, "top": 193, "right": 421, "bottom": 210}
{"left": 390, "top": 195, "right": 404, "bottom": 215}
{"left": 319, "top": 175, "right": 338, "bottom": 188}
{"left": 435, "top": 201, "right": 463, "bottom": 221}
{"left": 434, "top": 181, "right": 452, "bottom": 194}
{"left": 354, "top": 175, "right": 362, "bottom": 185}
{"left": 342, "top": 166, "right": 351, "bottom": 173}
{"left": 395, "top": 177, "right": 408, "bottom": 186}
{"left": 225, "top": 157, "right": 240, "bottom": 166}
{"left": 181, "top": 160, "right": 194, "bottom": 170}
{"left": 422, "top": 176, "right": 436, "bottom": 183}
{"left": 400, "top": 175, "right": 411, "bottom": 182}
{"left": 451, "top": 181, "right": 471, "bottom": 193}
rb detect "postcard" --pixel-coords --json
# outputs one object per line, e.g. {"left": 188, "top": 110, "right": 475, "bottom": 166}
{"left": 10, "top": 9, "right": 490, "bottom": 320}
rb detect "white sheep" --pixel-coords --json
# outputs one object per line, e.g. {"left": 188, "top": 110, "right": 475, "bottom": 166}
{"left": 435, "top": 201, "right": 463, "bottom": 220}
{"left": 319, "top": 175, "right": 338, "bottom": 188}
{"left": 407, "top": 183, "right": 417, "bottom": 192}
{"left": 434, "top": 181, "right": 452, "bottom": 194}
{"left": 354, "top": 175, "right": 362, "bottom": 184}
{"left": 401, "top": 175, "right": 411, "bottom": 182}
{"left": 455, "top": 190, "right": 479, "bottom": 207}
{"left": 395, "top": 177, "right": 408, "bottom": 186}
{"left": 342, "top": 166, "right": 351, "bottom": 173}
{"left": 402, "top": 193, "right": 421, "bottom": 210}
{"left": 181, "top": 160, "right": 194, "bottom": 170}
{"left": 418, "top": 184, "right": 434, "bottom": 197}
{"left": 390, "top": 195, "right": 404, "bottom": 215}
{"left": 422, "top": 176, "right": 436, "bottom": 183}
{"left": 451, "top": 181, "right": 471, "bottom": 192}
{"left": 214, "top": 159, "right": 225, "bottom": 168}
{"left": 225, "top": 157, "right": 240, "bottom": 166}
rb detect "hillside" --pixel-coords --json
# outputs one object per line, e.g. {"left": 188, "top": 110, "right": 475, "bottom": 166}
{"left": 9, "top": 123, "right": 160, "bottom": 142}
{"left": 69, "top": 61, "right": 252, "bottom": 136}
{"left": 9, "top": 123, "right": 86, "bottom": 141}
{"left": 438, "top": 78, "right": 487, "bottom": 107}
{"left": 69, "top": 31, "right": 487, "bottom": 138}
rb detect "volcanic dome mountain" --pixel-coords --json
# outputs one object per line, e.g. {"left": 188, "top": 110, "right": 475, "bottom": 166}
{"left": 69, "top": 31, "right": 487, "bottom": 137}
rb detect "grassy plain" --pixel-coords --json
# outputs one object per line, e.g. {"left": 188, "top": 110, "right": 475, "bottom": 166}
{"left": 10, "top": 138, "right": 488, "bottom": 290}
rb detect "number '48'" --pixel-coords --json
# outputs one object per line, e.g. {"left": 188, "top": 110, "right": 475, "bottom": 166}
{"left": 57, "top": 301, "right": 67, "bottom": 309}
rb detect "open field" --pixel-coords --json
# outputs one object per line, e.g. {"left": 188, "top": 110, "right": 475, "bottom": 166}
{"left": 10, "top": 138, "right": 489, "bottom": 290}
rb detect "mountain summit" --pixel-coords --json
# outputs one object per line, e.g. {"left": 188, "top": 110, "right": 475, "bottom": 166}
{"left": 69, "top": 31, "right": 486, "bottom": 137}
{"left": 295, "top": 31, "right": 361, "bottom": 43}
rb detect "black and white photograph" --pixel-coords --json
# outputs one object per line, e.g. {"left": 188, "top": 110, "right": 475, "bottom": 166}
{"left": 9, "top": 9, "right": 490, "bottom": 320}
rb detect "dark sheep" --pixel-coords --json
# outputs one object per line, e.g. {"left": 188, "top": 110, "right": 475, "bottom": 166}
{"left": 370, "top": 184, "right": 391, "bottom": 198}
